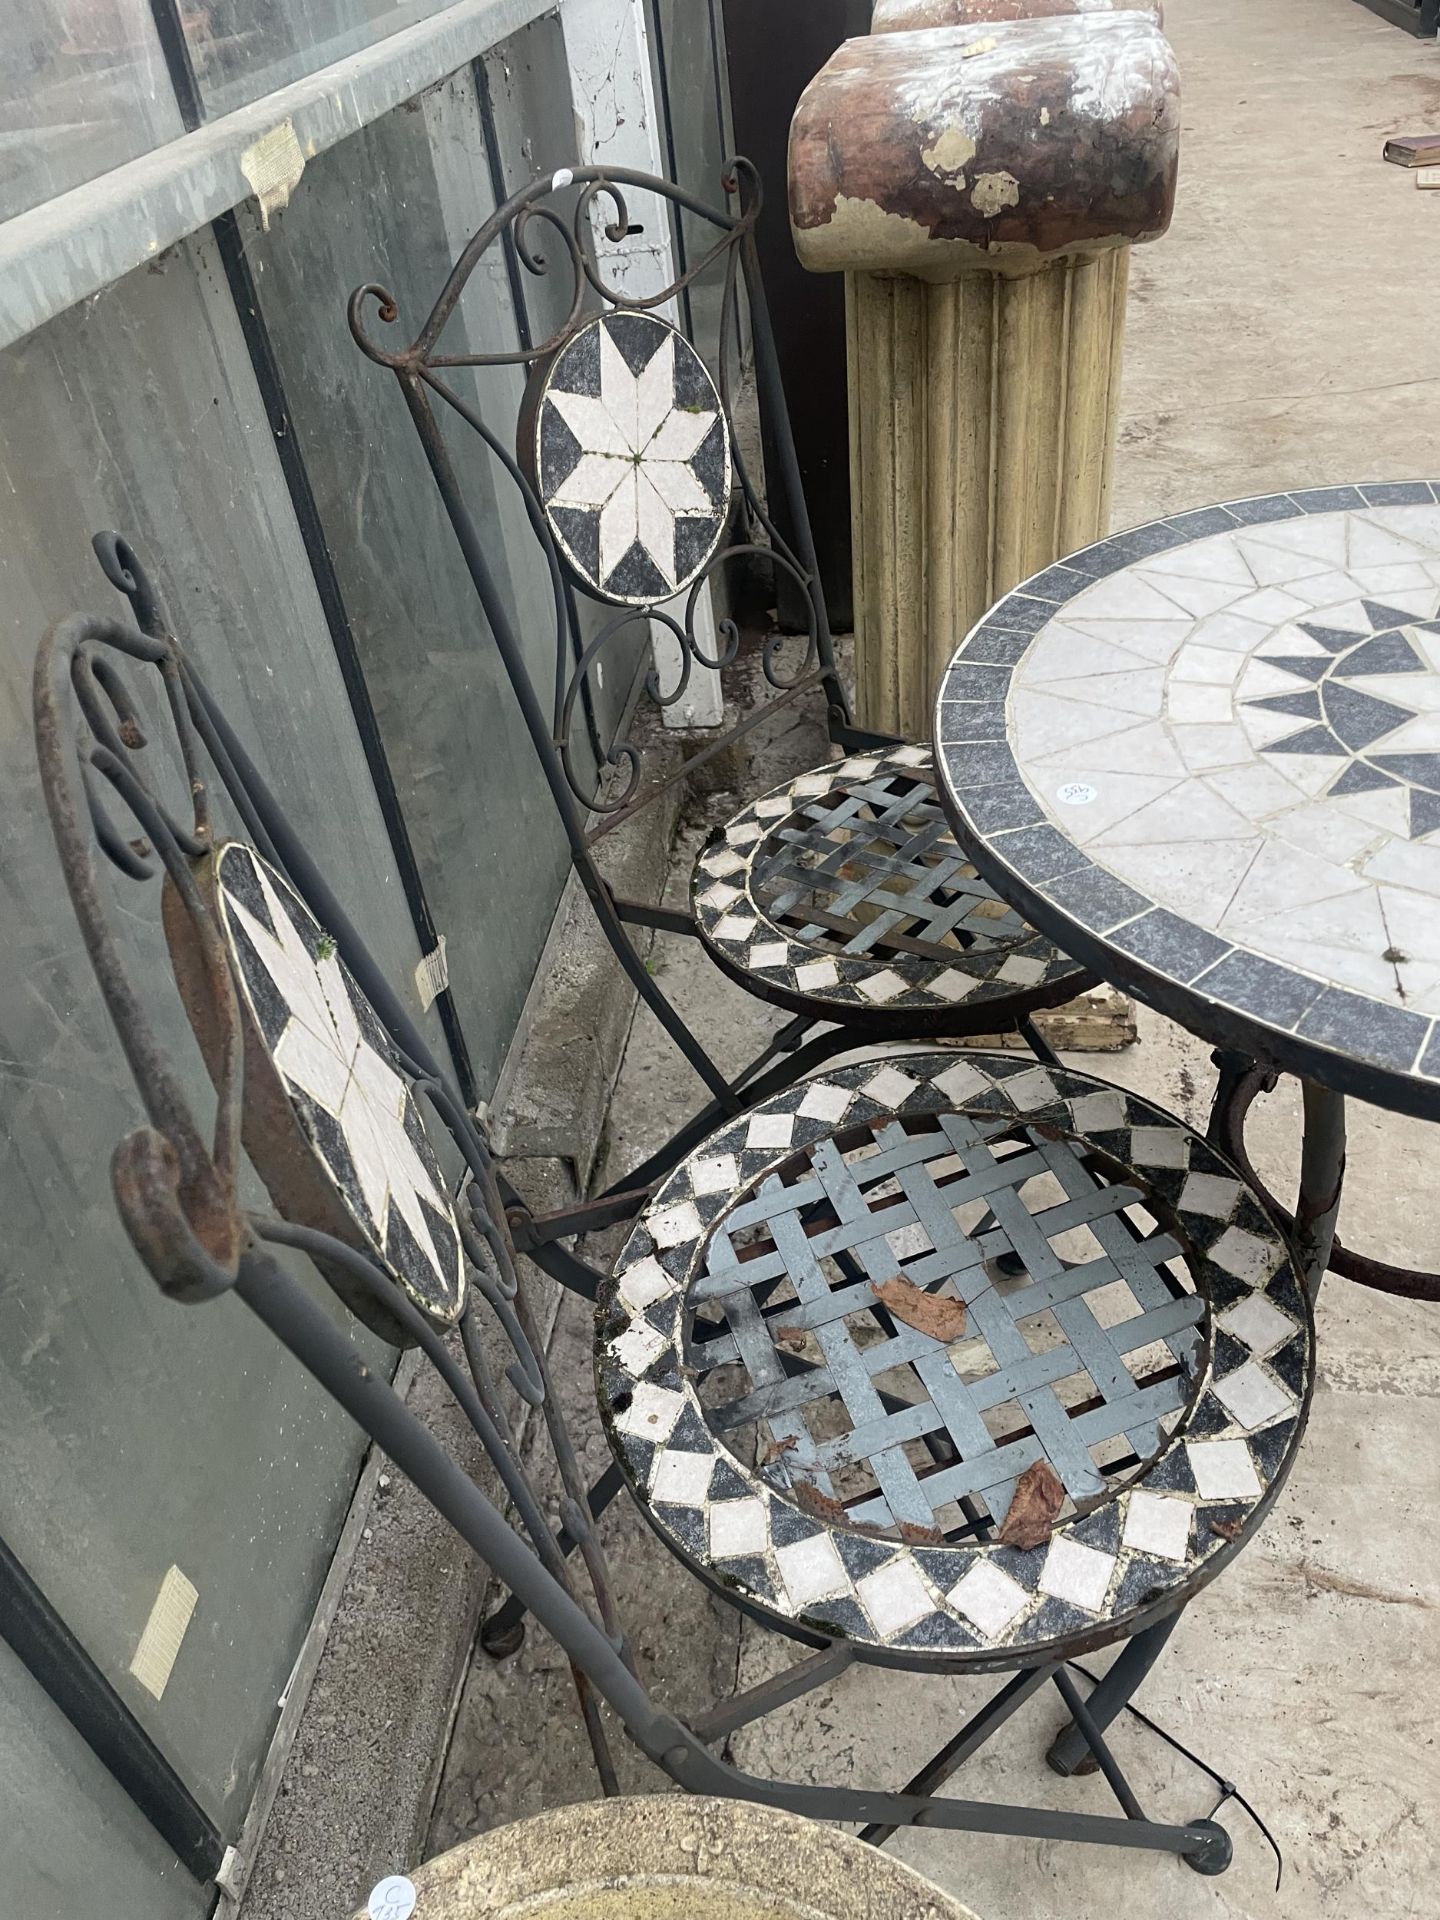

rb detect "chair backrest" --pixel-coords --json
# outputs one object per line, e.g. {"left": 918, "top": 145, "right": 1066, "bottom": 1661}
{"left": 348, "top": 163, "right": 867, "bottom": 1111}
{"left": 33, "top": 532, "right": 690, "bottom": 1791}
{"left": 350, "top": 159, "right": 850, "bottom": 824}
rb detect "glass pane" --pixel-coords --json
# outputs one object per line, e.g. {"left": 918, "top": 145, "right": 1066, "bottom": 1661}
{"left": 238, "top": 59, "right": 580, "bottom": 1096}
{"left": 185, "top": 0, "right": 453, "bottom": 118}
{"left": 0, "top": 225, "right": 440, "bottom": 1828}
{"left": 0, "top": 1639, "right": 207, "bottom": 1917}
{"left": 654, "top": 0, "right": 731, "bottom": 361}
{"left": 0, "top": 0, "right": 183, "bottom": 222}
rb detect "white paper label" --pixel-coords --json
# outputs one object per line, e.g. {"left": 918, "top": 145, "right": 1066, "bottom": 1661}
{"left": 368, "top": 1876, "right": 417, "bottom": 1920}
{"left": 129, "top": 1566, "right": 199, "bottom": 1701}
{"left": 414, "top": 936, "right": 449, "bottom": 1011}
{"left": 1055, "top": 782, "right": 1097, "bottom": 806}
{"left": 240, "top": 120, "right": 305, "bottom": 230}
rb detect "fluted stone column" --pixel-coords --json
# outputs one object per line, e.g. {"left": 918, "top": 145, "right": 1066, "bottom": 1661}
{"left": 789, "top": 8, "right": 1179, "bottom": 736}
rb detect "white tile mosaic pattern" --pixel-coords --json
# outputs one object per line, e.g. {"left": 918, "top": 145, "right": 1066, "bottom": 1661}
{"left": 1039, "top": 1537, "right": 1117, "bottom": 1613}
{"left": 215, "top": 844, "right": 467, "bottom": 1325}
{"left": 531, "top": 311, "right": 730, "bottom": 605}
{"left": 599, "top": 1050, "right": 1313, "bottom": 1670}
{"left": 934, "top": 489, "right": 1440, "bottom": 1113}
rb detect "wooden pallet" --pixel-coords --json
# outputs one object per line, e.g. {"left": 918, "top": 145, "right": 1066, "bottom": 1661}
{"left": 940, "top": 984, "right": 1138, "bottom": 1054}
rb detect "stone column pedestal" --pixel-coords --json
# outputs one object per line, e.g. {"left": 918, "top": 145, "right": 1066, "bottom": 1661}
{"left": 789, "top": 8, "right": 1179, "bottom": 736}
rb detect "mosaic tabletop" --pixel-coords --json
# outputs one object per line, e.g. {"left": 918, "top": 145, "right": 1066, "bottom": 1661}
{"left": 598, "top": 1052, "right": 1312, "bottom": 1670}
{"left": 933, "top": 485, "right": 1440, "bottom": 1119}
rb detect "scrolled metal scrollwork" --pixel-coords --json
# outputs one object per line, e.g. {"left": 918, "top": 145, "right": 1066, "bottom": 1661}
{"left": 679, "top": 540, "right": 821, "bottom": 691}
{"left": 348, "top": 163, "right": 757, "bottom": 376}
{"left": 347, "top": 156, "right": 842, "bottom": 841}
{"left": 569, "top": 169, "right": 758, "bottom": 321}
{"left": 347, "top": 281, "right": 409, "bottom": 370}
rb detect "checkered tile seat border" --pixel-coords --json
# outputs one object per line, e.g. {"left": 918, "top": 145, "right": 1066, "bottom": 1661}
{"left": 598, "top": 1052, "right": 1312, "bottom": 1670}
{"left": 691, "top": 748, "right": 1085, "bottom": 1024}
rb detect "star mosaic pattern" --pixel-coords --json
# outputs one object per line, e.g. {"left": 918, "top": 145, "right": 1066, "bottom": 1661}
{"left": 1239, "top": 596, "right": 1440, "bottom": 840}
{"left": 934, "top": 485, "right": 1440, "bottom": 1116}
{"left": 691, "top": 745, "right": 1083, "bottom": 1022}
{"left": 215, "top": 843, "right": 467, "bottom": 1324}
{"left": 599, "top": 1052, "right": 1312, "bottom": 1669}
{"left": 531, "top": 311, "right": 730, "bottom": 605}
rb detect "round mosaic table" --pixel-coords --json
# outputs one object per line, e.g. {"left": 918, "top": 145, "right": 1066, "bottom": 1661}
{"left": 933, "top": 482, "right": 1440, "bottom": 1290}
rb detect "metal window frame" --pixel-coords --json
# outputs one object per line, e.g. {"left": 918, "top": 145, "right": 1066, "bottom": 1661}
{"left": 0, "top": 1536, "right": 226, "bottom": 1885}
{"left": 0, "top": 0, "right": 556, "bottom": 355}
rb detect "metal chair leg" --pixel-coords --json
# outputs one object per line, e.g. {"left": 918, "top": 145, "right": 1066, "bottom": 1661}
{"left": 481, "top": 1460, "right": 626, "bottom": 1656}
{"left": 1047, "top": 1667, "right": 1233, "bottom": 1875}
{"left": 1046, "top": 1612, "right": 1181, "bottom": 1776}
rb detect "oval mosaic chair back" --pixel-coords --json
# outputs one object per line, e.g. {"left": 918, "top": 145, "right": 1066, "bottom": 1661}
{"left": 36, "top": 534, "right": 535, "bottom": 1360}
{"left": 348, "top": 161, "right": 847, "bottom": 826}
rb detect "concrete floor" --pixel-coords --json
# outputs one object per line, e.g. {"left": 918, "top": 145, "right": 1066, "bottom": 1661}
{"left": 433, "top": 2, "right": 1440, "bottom": 1914}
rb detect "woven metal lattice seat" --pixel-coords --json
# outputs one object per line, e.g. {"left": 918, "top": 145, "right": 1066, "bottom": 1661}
{"left": 600, "top": 1052, "right": 1312, "bottom": 1668}
{"left": 692, "top": 749, "right": 1084, "bottom": 1029}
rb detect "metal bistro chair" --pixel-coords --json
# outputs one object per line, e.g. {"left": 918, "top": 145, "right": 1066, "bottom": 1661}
{"left": 37, "top": 535, "right": 1314, "bottom": 1879}
{"left": 347, "top": 158, "right": 1097, "bottom": 1208}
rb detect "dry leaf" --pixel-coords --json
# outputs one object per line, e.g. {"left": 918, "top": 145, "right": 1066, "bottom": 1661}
{"left": 871, "top": 1276, "right": 967, "bottom": 1342}
{"left": 996, "top": 1460, "right": 1065, "bottom": 1550}
{"left": 844, "top": 1517, "right": 946, "bottom": 1545}
{"left": 772, "top": 1325, "right": 809, "bottom": 1352}
{"left": 1210, "top": 1517, "right": 1244, "bottom": 1543}
{"left": 760, "top": 1434, "right": 800, "bottom": 1465}
{"left": 793, "top": 1482, "right": 850, "bottom": 1525}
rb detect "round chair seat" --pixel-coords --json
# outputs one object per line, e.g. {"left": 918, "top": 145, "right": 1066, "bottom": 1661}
{"left": 598, "top": 1052, "right": 1313, "bottom": 1671}
{"left": 691, "top": 747, "right": 1088, "bottom": 1027}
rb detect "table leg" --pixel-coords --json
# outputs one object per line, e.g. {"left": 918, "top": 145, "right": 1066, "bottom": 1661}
{"left": 1294, "top": 1079, "right": 1346, "bottom": 1299}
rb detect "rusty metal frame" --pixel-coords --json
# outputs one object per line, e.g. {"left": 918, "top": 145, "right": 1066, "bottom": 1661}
{"left": 347, "top": 158, "right": 858, "bottom": 829}
{"left": 348, "top": 158, "right": 868, "bottom": 1121}
{"left": 34, "top": 533, "right": 633, "bottom": 1792}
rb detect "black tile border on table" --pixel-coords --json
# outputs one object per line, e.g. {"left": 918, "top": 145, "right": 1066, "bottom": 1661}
{"left": 932, "top": 483, "right": 1440, "bottom": 1123}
